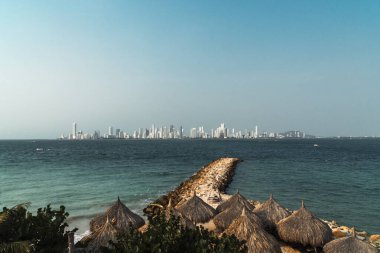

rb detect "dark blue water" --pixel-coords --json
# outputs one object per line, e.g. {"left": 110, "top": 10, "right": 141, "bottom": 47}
{"left": 0, "top": 139, "right": 379, "bottom": 234}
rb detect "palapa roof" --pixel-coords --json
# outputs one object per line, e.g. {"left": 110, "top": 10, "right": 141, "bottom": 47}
{"left": 80, "top": 216, "right": 118, "bottom": 253}
{"left": 323, "top": 228, "right": 377, "bottom": 253}
{"left": 176, "top": 191, "right": 216, "bottom": 224}
{"left": 225, "top": 208, "right": 282, "bottom": 253}
{"left": 277, "top": 200, "right": 333, "bottom": 248}
{"left": 253, "top": 194, "right": 291, "bottom": 231}
{"left": 216, "top": 190, "right": 255, "bottom": 213}
{"left": 214, "top": 205, "right": 263, "bottom": 231}
{"left": 90, "top": 197, "right": 145, "bottom": 232}
{"left": 165, "top": 198, "right": 195, "bottom": 229}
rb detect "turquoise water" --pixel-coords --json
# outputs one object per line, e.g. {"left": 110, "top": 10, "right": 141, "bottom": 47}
{"left": 0, "top": 139, "right": 379, "bottom": 234}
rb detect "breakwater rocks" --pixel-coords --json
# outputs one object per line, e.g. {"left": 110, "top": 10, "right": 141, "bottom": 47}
{"left": 143, "top": 158, "right": 241, "bottom": 216}
{"left": 326, "top": 220, "right": 380, "bottom": 250}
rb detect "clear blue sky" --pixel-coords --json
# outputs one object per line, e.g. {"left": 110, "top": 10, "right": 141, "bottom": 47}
{"left": 1, "top": 1, "right": 379, "bottom": 138}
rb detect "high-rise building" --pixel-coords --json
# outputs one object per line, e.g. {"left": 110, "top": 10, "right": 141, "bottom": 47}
{"left": 190, "top": 128, "right": 197, "bottom": 138}
{"left": 108, "top": 126, "right": 113, "bottom": 137}
{"left": 254, "top": 125, "right": 258, "bottom": 138}
{"left": 93, "top": 130, "right": 100, "bottom": 139}
{"left": 72, "top": 122, "right": 77, "bottom": 139}
{"left": 215, "top": 123, "right": 227, "bottom": 138}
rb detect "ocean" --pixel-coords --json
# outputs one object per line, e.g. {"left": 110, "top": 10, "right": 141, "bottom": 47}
{"left": 0, "top": 139, "right": 379, "bottom": 235}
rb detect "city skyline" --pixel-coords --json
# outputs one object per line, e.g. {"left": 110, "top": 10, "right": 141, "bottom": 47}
{"left": 61, "top": 122, "right": 332, "bottom": 140}
{"left": 1, "top": 1, "right": 380, "bottom": 139}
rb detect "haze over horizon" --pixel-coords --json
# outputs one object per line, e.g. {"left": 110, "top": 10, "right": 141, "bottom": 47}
{"left": 1, "top": 1, "right": 380, "bottom": 139}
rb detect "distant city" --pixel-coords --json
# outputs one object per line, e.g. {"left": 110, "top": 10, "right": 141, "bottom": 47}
{"left": 59, "top": 123, "right": 316, "bottom": 140}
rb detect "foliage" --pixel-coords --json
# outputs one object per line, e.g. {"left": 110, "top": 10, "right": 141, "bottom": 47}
{"left": 103, "top": 212, "right": 247, "bottom": 253}
{"left": 0, "top": 241, "right": 31, "bottom": 253}
{"left": 0, "top": 203, "right": 77, "bottom": 253}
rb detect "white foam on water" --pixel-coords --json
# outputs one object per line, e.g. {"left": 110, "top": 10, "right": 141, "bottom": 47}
{"left": 68, "top": 216, "right": 92, "bottom": 235}
{"left": 74, "top": 230, "right": 91, "bottom": 244}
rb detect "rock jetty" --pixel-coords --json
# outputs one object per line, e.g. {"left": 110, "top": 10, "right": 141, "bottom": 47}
{"left": 326, "top": 220, "right": 380, "bottom": 251}
{"left": 143, "top": 157, "right": 380, "bottom": 252}
{"left": 144, "top": 157, "right": 241, "bottom": 216}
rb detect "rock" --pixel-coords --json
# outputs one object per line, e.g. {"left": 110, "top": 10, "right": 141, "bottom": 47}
{"left": 138, "top": 224, "right": 149, "bottom": 233}
{"left": 370, "top": 234, "right": 380, "bottom": 242}
{"left": 280, "top": 245, "right": 301, "bottom": 253}
{"left": 332, "top": 228, "right": 347, "bottom": 238}
{"left": 356, "top": 235, "right": 365, "bottom": 241}
{"left": 357, "top": 231, "right": 368, "bottom": 237}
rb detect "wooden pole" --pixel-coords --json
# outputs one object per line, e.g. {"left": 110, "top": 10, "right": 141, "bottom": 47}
{"left": 68, "top": 231, "right": 74, "bottom": 253}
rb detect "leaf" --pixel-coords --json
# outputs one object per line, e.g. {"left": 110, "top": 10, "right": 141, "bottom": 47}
{"left": 0, "top": 241, "right": 32, "bottom": 253}
{"left": 12, "top": 203, "right": 31, "bottom": 210}
{"left": 0, "top": 212, "right": 8, "bottom": 225}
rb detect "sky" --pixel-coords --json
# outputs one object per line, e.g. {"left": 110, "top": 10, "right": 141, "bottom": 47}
{"left": 1, "top": 1, "right": 380, "bottom": 138}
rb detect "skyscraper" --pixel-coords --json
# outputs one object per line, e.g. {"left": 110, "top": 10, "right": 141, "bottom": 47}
{"left": 254, "top": 125, "right": 258, "bottom": 138}
{"left": 108, "top": 126, "right": 113, "bottom": 137}
{"left": 190, "top": 128, "right": 197, "bottom": 138}
{"left": 72, "top": 122, "right": 77, "bottom": 139}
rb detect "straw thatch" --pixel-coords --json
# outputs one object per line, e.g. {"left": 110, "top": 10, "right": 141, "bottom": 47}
{"left": 81, "top": 216, "right": 118, "bottom": 253}
{"left": 90, "top": 197, "right": 145, "bottom": 232}
{"left": 225, "top": 208, "right": 282, "bottom": 253}
{"left": 176, "top": 191, "right": 216, "bottom": 224}
{"left": 253, "top": 194, "right": 291, "bottom": 231}
{"left": 323, "top": 228, "right": 377, "bottom": 253}
{"left": 165, "top": 198, "right": 196, "bottom": 229}
{"left": 277, "top": 201, "right": 333, "bottom": 248}
{"left": 216, "top": 190, "right": 255, "bottom": 213}
{"left": 214, "top": 205, "right": 263, "bottom": 231}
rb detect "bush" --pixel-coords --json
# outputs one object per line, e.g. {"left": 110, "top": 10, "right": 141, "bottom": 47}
{"left": 103, "top": 212, "right": 247, "bottom": 253}
{"left": 0, "top": 203, "right": 77, "bottom": 253}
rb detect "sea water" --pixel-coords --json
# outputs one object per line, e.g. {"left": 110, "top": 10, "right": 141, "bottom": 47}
{"left": 0, "top": 139, "right": 379, "bottom": 235}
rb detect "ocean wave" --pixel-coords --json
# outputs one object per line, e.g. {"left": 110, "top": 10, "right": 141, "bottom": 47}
{"left": 74, "top": 230, "right": 90, "bottom": 244}
{"left": 67, "top": 213, "right": 99, "bottom": 221}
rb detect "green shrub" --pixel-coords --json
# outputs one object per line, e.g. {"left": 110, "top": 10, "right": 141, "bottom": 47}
{"left": 104, "top": 213, "right": 247, "bottom": 253}
{"left": 0, "top": 203, "right": 77, "bottom": 253}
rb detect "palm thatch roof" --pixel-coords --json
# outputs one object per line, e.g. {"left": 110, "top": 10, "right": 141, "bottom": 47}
{"left": 216, "top": 190, "right": 255, "bottom": 213}
{"left": 90, "top": 197, "right": 145, "bottom": 232}
{"left": 165, "top": 198, "right": 195, "bottom": 229}
{"left": 277, "top": 201, "right": 332, "bottom": 248}
{"left": 224, "top": 208, "right": 282, "bottom": 253}
{"left": 323, "top": 228, "right": 377, "bottom": 253}
{"left": 253, "top": 194, "right": 291, "bottom": 231}
{"left": 81, "top": 216, "right": 118, "bottom": 253}
{"left": 176, "top": 191, "right": 216, "bottom": 224}
{"left": 214, "top": 205, "right": 263, "bottom": 231}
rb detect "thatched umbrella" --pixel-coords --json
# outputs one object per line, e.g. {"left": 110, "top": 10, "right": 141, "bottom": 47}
{"left": 165, "top": 198, "right": 196, "bottom": 229}
{"left": 176, "top": 191, "right": 216, "bottom": 224}
{"left": 277, "top": 200, "right": 333, "bottom": 249}
{"left": 225, "top": 208, "right": 282, "bottom": 253}
{"left": 216, "top": 190, "right": 255, "bottom": 213}
{"left": 90, "top": 197, "right": 145, "bottom": 232}
{"left": 80, "top": 216, "right": 118, "bottom": 253}
{"left": 214, "top": 205, "right": 263, "bottom": 231}
{"left": 323, "top": 228, "right": 377, "bottom": 253}
{"left": 253, "top": 194, "right": 291, "bottom": 231}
